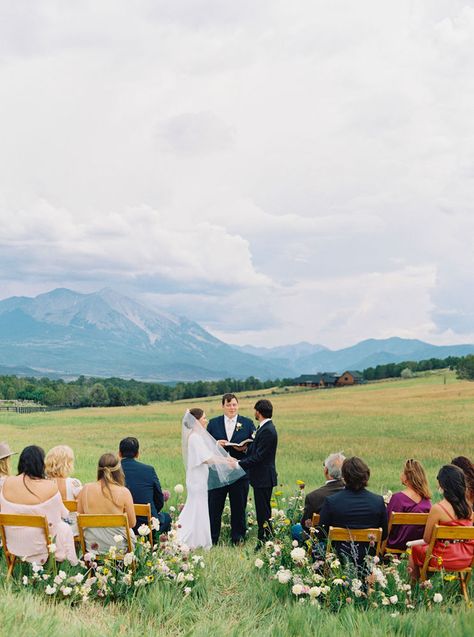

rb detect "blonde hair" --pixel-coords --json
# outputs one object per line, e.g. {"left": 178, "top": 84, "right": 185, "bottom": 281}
{"left": 0, "top": 456, "right": 11, "bottom": 478}
{"left": 45, "top": 445, "right": 75, "bottom": 479}
{"left": 97, "top": 452, "right": 125, "bottom": 507}
{"left": 404, "top": 458, "right": 431, "bottom": 500}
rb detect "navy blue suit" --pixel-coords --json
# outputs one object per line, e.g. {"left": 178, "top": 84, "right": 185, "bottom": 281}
{"left": 207, "top": 414, "right": 256, "bottom": 544}
{"left": 121, "top": 457, "right": 171, "bottom": 534}
{"left": 239, "top": 419, "right": 278, "bottom": 542}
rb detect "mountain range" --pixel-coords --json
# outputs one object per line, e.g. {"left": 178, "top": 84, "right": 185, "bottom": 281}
{"left": 0, "top": 288, "right": 472, "bottom": 381}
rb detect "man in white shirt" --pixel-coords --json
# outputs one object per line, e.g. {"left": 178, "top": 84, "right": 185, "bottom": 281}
{"left": 207, "top": 393, "right": 256, "bottom": 544}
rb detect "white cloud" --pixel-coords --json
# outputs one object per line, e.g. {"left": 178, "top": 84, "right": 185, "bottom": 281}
{"left": 0, "top": 1, "right": 473, "bottom": 348}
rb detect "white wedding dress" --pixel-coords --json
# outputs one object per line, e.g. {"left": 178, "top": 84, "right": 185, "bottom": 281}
{"left": 176, "top": 432, "right": 213, "bottom": 550}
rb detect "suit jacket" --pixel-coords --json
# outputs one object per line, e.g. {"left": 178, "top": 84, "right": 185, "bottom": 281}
{"left": 319, "top": 488, "right": 388, "bottom": 562}
{"left": 207, "top": 415, "right": 256, "bottom": 462}
{"left": 301, "top": 479, "right": 345, "bottom": 526}
{"left": 238, "top": 420, "right": 278, "bottom": 488}
{"left": 121, "top": 457, "right": 164, "bottom": 520}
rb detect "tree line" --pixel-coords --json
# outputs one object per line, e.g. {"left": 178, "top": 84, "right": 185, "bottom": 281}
{"left": 0, "top": 354, "right": 473, "bottom": 409}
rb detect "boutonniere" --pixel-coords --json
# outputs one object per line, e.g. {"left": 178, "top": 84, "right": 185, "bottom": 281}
{"left": 236, "top": 422, "right": 243, "bottom": 431}
{"left": 251, "top": 431, "right": 256, "bottom": 439}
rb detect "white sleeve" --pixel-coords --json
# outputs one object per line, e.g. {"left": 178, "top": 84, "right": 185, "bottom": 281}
{"left": 187, "top": 434, "right": 213, "bottom": 468}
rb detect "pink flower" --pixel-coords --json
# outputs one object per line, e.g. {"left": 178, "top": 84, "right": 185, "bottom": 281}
{"left": 163, "top": 490, "right": 170, "bottom": 502}
{"left": 178, "top": 503, "right": 184, "bottom": 512}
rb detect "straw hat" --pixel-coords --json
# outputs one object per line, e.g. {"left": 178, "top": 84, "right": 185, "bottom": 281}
{"left": 0, "top": 442, "right": 16, "bottom": 460}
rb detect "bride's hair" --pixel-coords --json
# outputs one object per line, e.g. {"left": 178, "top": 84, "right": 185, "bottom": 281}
{"left": 188, "top": 408, "right": 204, "bottom": 423}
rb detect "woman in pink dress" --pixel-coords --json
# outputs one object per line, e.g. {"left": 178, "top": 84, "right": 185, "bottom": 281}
{"left": 409, "top": 465, "right": 474, "bottom": 580}
{"left": 0, "top": 445, "right": 78, "bottom": 565}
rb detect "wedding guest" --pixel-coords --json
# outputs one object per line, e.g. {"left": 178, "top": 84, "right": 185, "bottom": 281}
{"left": 0, "top": 441, "right": 16, "bottom": 491}
{"left": 409, "top": 464, "right": 474, "bottom": 580}
{"left": 319, "top": 456, "right": 388, "bottom": 565}
{"left": 77, "top": 452, "right": 136, "bottom": 553}
{"left": 451, "top": 456, "right": 474, "bottom": 507}
{"left": 0, "top": 445, "right": 78, "bottom": 565}
{"left": 45, "top": 445, "right": 82, "bottom": 535}
{"left": 119, "top": 437, "right": 171, "bottom": 535}
{"left": 385, "top": 459, "right": 432, "bottom": 551}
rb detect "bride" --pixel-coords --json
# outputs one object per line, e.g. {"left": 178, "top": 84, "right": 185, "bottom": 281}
{"left": 177, "top": 408, "right": 245, "bottom": 549}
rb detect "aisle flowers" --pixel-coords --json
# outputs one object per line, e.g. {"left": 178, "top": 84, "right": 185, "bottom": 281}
{"left": 16, "top": 521, "right": 204, "bottom": 604}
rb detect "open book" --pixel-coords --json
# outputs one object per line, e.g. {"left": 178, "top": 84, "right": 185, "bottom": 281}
{"left": 224, "top": 439, "right": 254, "bottom": 448}
{"left": 406, "top": 539, "right": 427, "bottom": 547}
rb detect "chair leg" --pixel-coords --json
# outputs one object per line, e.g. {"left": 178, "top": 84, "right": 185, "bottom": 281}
{"left": 459, "top": 573, "right": 470, "bottom": 604}
{"left": 6, "top": 556, "right": 15, "bottom": 579}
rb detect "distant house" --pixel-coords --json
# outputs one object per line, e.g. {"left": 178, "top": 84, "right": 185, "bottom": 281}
{"left": 336, "top": 370, "right": 364, "bottom": 386}
{"left": 320, "top": 373, "right": 339, "bottom": 387}
{"left": 294, "top": 374, "right": 324, "bottom": 387}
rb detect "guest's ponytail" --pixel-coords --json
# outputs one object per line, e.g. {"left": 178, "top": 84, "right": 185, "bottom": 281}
{"left": 437, "top": 465, "right": 471, "bottom": 520}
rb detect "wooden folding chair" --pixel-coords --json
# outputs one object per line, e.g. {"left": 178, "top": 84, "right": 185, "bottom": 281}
{"left": 420, "top": 524, "right": 474, "bottom": 603}
{"left": 0, "top": 513, "right": 50, "bottom": 578}
{"left": 77, "top": 513, "right": 133, "bottom": 558}
{"left": 62, "top": 499, "right": 80, "bottom": 544}
{"left": 311, "top": 513, "right": 320, "bottom": 527}
{"left": 326, "top": 526, "right": 383, "bottom": 557}
{"left": 382, "top": 512, "right": 429, "bottom": 555}
{"left": 134, "top": 503, "right": 154, "bottom": 545}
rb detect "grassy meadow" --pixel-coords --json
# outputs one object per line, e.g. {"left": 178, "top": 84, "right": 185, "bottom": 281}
{"left": 1, "top": 372, "right": 474, "bottom": 636}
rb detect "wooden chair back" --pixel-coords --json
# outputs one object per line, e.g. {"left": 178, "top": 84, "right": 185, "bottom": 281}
{"left": 63, "top": 500, "right": 78, "bottom": 513}
{"left": 311, "top": 513, "right": 320, "bottom": 527}
{"left": 383, "top": 512, "right": 429, "bottom": 555}
{"left": 134, "top": 503, "right": 153, "bottom": 545}
{"left": 0, "top": 513, "right": 50, "bottom": 578}
{"left": 77, "top": 513, "right": 133, "bottom": 557}
{"left": 420, "top": 524, "right": 474, "bottom": 602}
{"left": 326, "top": 526, "right": 383, "bottom": 556}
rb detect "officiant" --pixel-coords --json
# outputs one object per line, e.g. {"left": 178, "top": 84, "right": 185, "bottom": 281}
{"left": 207, "top": 393, "right": 256, "bottom": 545}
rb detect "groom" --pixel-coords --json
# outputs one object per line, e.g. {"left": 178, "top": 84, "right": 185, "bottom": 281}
{"left": 207, "top": 393, "right": 256, "bottom": 545}
{"left": 238, "top": 399, "right": 278, "bottom": 546}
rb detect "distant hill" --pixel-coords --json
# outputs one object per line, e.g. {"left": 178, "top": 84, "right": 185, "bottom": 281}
{"left": 232, "top": 337, "right": 474, "bottom": 375}
{"left": 0, "top": 288, "right": 473, "bottom": 381}
{"left": 0, "top": 288, "right": 288, "bottom": 381}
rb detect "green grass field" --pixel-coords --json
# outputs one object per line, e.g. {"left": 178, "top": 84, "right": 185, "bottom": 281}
{"left": 1, "top": 372, "right": 474, "bottom": 636}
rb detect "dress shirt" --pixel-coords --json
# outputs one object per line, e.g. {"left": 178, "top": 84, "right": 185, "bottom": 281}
{"left": 224, "top": 415, "right": 237, "bottom": 440}
{"left": 258, "top": 418, "right": 271, "bottom": 428}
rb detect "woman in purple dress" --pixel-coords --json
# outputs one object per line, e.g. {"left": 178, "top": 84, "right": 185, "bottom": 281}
{"left": 386, "top": 459, "right": 431, "bottom": 551}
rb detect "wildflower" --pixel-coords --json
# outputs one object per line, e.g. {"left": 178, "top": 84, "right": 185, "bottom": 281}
{"left": 61, "top": 586, "right": 73, "bottom": 596}
{"left": 123, "top": 573, "right": 132, "bottom": 586}
{"left": 174, "top": 484, "right": 184, "bottom": 494}
{"left": 45, "top": 585, "right": 57, "bottom": 595}
{"left": 332, "top": 578, "right": 344, "bottom": 585}
{"left": 169, "top": 506, "right": 176, "bottom": 513}
{"left": 163, "top": 489, "right": 170, "bottom": 502}
{"left": 381, "top": 597, "right": 390, "bottom": 606}
{"left": 390, "top": 612, "right": 399, "bottom": 618}
{"left": 290, "top": 547, "right": 306, "bottom": 563}
{"left": 32, "top": 562, "right": 42, "bottom": 573}
{"left": 151, "top": 517, "right": 160, "bottom": 531}
{"left": 389, "top": 595, "right": 398, "bottom": 604}
{"left": 184, "top": 586, "right": 192, "bottom": 595}
{"left": 255, "top": 558, "right": 264, "bottom": 569}
{"left": 277, "top": 569, "right": 292, "bottom": 584}
{"left": 74, "top": 573, "right": 84, "bottom": 584}
{"left": 296, "top": 480, "right": 305, "bottom": 487}
{"left": 138, "top": 524, "right": 151, "bottom": 536}
{"left": 292, "top": 540, "right": 299, "bottom": 547}
{"left": 433, "top": 593, "right": 443, "bottom": 603}
{"left": 309, "top": 586, "right": 321, "bottom": 598}
{"left": 47, "top": 542, "right": 56, "bottom": 554}
{"left": 292, "top": 584, "right": 304, "bottom": 596}
{"left": 113, "top": 534, "right": 124, "bottom": 543}
{"left": 22, "top": 576, "right": 28, "bottom": 586}
{"left": 123, "top": 552, "right": 135, "bottom": 567}
{"left": 274, "top": 491, "right": 283, "bottom": 497}
{"left": 444, "top": 574, "right": 457, "bottom": 582}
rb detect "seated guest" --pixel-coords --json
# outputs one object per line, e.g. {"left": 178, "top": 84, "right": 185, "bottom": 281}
{"left": 119, "top": 437, "right": 171, "bottom": 535}
{"left": 319, "top": 456, "right": 388, "bottom": 566}
{"left": 302, "top": 452, "right": 346, "bottom": 527}
{"left": 386, "top": 458, "right": 431, "bottom": 551}
{"left": 45, "top": 445, "right": 82, "bottom": 536}
{"left": 0, "top": 441, "right": 16, "bottom": 491}
{"left": 451, "top": 456, "right": 474, "bottom": 508}
{"left": 409, "top": 465, "right": 474, "bottom": 580}
{"left": 77, "top": 452, "right": 136, "bottom": 554}
{"left": 0, "top": 445, "right": 77, "bottom": 565}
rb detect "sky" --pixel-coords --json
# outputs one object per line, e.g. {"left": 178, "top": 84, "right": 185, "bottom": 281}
{"left": 0, "top": 0, "right": 473, "bottom": 349}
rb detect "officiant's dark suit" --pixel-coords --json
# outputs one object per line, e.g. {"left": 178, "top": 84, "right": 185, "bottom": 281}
{"left": 207, "top": 399, "right": 256, "bottom": 544}
{"left": 239, "top": 399, "right": 278, "bottom": 544}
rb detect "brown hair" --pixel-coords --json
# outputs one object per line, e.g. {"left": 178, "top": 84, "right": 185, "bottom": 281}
{"left": 189, "top": 407, "right": 204, "bottom": 420}
{"left": 403, "top": 458, "right": 431, "bottom": 500}
{"left": 97, "top": 452, "right": 125, "bottom": 507}
{"left": 222, "top": 393, "right": 238, "bottom": 405}
{"left": 0, "top": 456, "right": 11, "bottom": 478}
{"left": 451, "top": 456, "right": 474, "bottom": 504}
{"left": 342, "top": 457, "right": 370, "bottom": 491}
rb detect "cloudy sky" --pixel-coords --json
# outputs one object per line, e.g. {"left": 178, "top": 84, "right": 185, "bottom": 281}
{"left": 1, "top": 0, "right": 473, "bottom": 348}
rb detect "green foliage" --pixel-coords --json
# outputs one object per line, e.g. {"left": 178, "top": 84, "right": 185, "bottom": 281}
{"left": 455, "top": 355, "right": 474, "bottom": 380}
